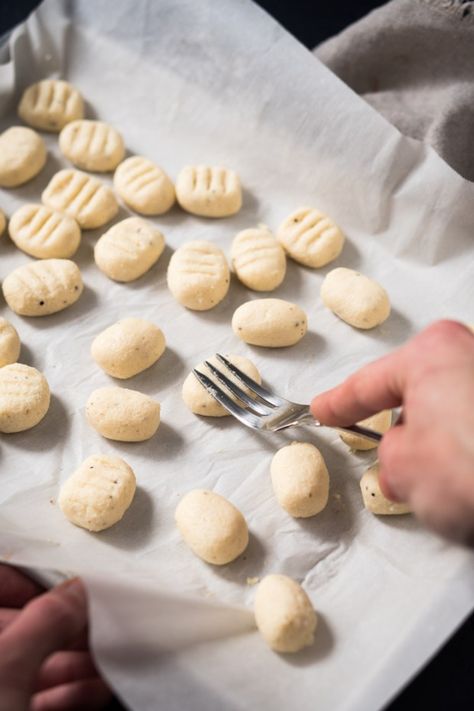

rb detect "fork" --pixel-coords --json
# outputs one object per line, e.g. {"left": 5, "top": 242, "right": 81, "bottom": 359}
{"left": 193, "top": 354, "right": 383, "bottom": 443}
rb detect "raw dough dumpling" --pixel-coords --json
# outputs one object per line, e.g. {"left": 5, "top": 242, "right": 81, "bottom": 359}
{"left": 254, "top": 574, "right": 317, "bottom": 653}
{"left": 232, "top": 298, "right": 307, "bottom": 347}
{"left": 42, "top": 169, "right": 119, "bottom": 229}
{"left": 59, "top": 120, "right": 125, "bottom": 172}
{"left": 277, "top": 206, "right": 344, "bottom": 268}
{"left": 86, "top": 386, "right": 160, "bottom": 442}
{"left": 9, "top": 204, "right": 81, "bottom": 259}
{"left": 59, "top": 454, "right": 136, "bottom": 532}
{"left": 114, "top": 156, "right": 175, "bottom": 215}
{"left": 0, "top": 127, "right": 46, "bottom": 188}
{"left": 231, "top": 226, "right": 286, "bottom": 291}
{"left": 0, "top": 318, "right": 21, "bottom": 367}
{"left": 167, "top": 240, "right": 230, "bottom": 310}
{"left": 0, "top": 209, "right": 6, "bottom": 237}
{"left": 91, "top": 318, "right": 166, "bottom": 379}
{"left": 176, "top": 165, "right": 242, "bottom": 217}
{"left": 2, "top": 259, "right": 83, "bottom": 317}
{"left": 271, "top": 442, "right": 329, "bottom": 517}
{"left": 321, "top": 267, "right": 391, "bottom": 329}
{"left": 0, "top": 363, "right": 50, "bottom": 433}
{"left": 361, "top": 463, "right": 411, "bottom": 515}
{"left": 94, "top": 217, "right": 165, "bottom": 282}
{"left": 18, "top": 79, "right": 84, "bottom": 132}
{"left": 182, "top": 354, "right": 261, "bottom": 417}
{"left": 340, "top": 410, "right": 392, "bottom": 451}
{"left": 175, "top": 489, "right": 249, "bottom": 565}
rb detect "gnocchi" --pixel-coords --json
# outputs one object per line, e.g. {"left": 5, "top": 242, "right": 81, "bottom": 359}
{"left": 2, "top": 259, "right": 83, "bottom": 316}
{"left": 59, "top": 120, "right": 125, "bottom": 172}
{"left": 0, "top": 209, "right": 5, "bottom": 237}
{"left": 94, "top": 217, "right": 165, "bottom": 282}
{"left": 321, "top": 268, "right": 391, "bottom": 329}
{"left": 9, "top": 204, "right": 81, "bottom": 259}
{"left": 167, "top": 240, "right": 230, "bottom": 310}
{"left": 18, "top": 79, "right": 84, "bottom": 132}
{"left": 86, "top": 386, "right": 160, "bottom": 442}
{"left": 231, "top": 226, "right": 286, "bottom": 291}
{"left": 0, "top": 363, "right": 50, "bottom": 433}
{"left": 340, "top": 410, "right": 392, "bottom": 451}
{"left": 42, "top": 169, "right": 118, "bottom": 229}
{"left": 232, "top": 298, "right": 307, "bottom": 347}
{"left": 91, "top": 318, "right": 166, "bottom": 379}
{"left": 360, "top": 463, "right": 411, "bottom": 515}
{"left": 0, "top": 127, "right": 46, "bottom": 188}
{"left": 175, "top": 165, "right": 242, "bottom": 217}
{"left": 114, "top": 156, "right": 175, "bottom": 215}
{"left": 277, "top": 206, "right": 344, "bottom": 268}
{"left": 0, "top": 318, "right": 21, "bottom": 367}
{"left": 271, "top": 442, "right": 329, "bottom": 518}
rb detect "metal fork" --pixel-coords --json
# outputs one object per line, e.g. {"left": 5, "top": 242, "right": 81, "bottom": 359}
{"left": 193, "top": 354, "right": 383, "bottom": 443}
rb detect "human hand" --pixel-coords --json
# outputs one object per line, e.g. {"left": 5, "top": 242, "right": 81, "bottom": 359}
{"left": 311, "top": 320, "right": 474, "bottom": 544}
{"left": 0, "top": 564, "right": 111, "bottom": 711}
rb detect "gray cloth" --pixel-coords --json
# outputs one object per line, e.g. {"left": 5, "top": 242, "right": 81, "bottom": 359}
{"left": 315, "top": 0, "right": 474, "bottom": 181}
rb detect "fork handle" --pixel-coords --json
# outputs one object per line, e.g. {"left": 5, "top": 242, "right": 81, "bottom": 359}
{"left": 332, "top": 423, "right": 383, "bottom": 443}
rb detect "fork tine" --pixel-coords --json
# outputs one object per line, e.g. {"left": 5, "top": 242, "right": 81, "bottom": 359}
{"left": 215, "top": 354, "right": 287, "bottom": 407}
{"left": 203, "top": 361, "right": 272, "bottom": 415}
{"left": 193, "top": 369, "right": 264, "bottom": 430}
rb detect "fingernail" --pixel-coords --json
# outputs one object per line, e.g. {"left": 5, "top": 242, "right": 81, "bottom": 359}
{"left": 54, "top": 577, "right": 85, "bottom": 603}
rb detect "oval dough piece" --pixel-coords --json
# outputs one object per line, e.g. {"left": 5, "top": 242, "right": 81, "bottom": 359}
{"left": 0, "top": 127, "right": 46, "bottom": 188}
{"left": 2, "top": 259, "right": 83, "bottom": 317}
{"left": 114, "top": 156, "right": 175, "bottom": 215}
{"left": 361, "top": 463, "right": 411, "bottom": 515}
{"left": 86, "top": 386, "right": 160, "bottom": 442}
{"left": 182, "top": 354, "right": 262, "bottom": 417}
{"left": 232, "top": 298, "right": 307, "bottom": 347}
{"left": 175, "top": 489, "right": 249, "bottom": 565}
{"left": 59, "top": 454, "right": 136, "bottom": 532}
{"left": 167, "top": 240, "right": 230, "bottom": 310}
{"left": 321, "top": 268, "right": 391, "bottom": 329}
{"left": 231, "top": 226, "right": 286, "bottom": 292}
{"left": 175, "top": 165, "right": 242, "bottom": 217}
{"left": 91, "top": 318, "right": 166, "bottom": 379}
{"left": 254, "top": 574, "right": 317, "bottom": 653}
{"left": 42, "top": 169, "right": 119, "bottom": 229}
{"left": 59, "top": 120, "right": 125, "bottom": 172}
{"left": 0, "top": 318, "right": 21, "bottom": 367}
{"left": 277, "top": 207, "right": 344, "bottom": 268}
{"left": 94, "top": 217, "right": 165, "bottom": 282}
{"left": 0, "top": 209, "right": 6, "bottom": 237}
{"left": 340, "top": 410, "right": 392, "bottom": 451}
{"left": 271, "top": 442, "right": 329, "bottom": 518}
{"left": 9, "top": 204, "right": 81, "bottom": 259}
{"left": 18, "top": 79, "right": 84, "bottom": 132}
{"left": 0, "top": 363, "right": 50, "bottom": 433}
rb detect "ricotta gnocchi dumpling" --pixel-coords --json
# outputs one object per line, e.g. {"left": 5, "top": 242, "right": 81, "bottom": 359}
{"left": 167, "top": 240, "right": 230, "bottom": 310}
{"left": 231, "top": 226, "right": 286, "bottom": 291}
{"left": 0, "top": 209, "right": 6, "bottom": 237}
{"left": 86, "top": 386, "right": 160, "bottom": 442}
{"left": 361, "top": 463, "right": 411, "bottom": 515}
{"left": 271, "top": 442, "right": 329, "bottom": 518}
{"left": 182, "top": 354, "right": 261, "bottom": 417}
{"left": 254, "top": 575, "right": 317, "bottom": 653}
{"left": 59, "top": 454, "right": 136, "bottom": 532}
{"left": 0, "top": 127, "right": 46, "bottom": 188}
{"left": 42, "top": 169, "right": 118, "bottom": 229}
{"left": 114, "top": 156, "right": 175, "bottom": 215}
{"left": 59, "top": 120, "right": 125, "bottom": 172}
{"left": 175, "top": 165, "right": 242, "bottom": 217}
{"left": 175, "top": 489, "right": 249, "bottom": 565}
{"left": 321, "top": 268, "right": 390, "bottom": 329}
{"left": 94, "top": 217, "right": 165, "bottom": 282}
{"left": 0, "top": 318, "right": 21, "bottom": 367}
{"left": 91, "top": 318, "right": 166, "bottom": 379}
{"left": 232, "top": 298, "right": 307, "bottom": 347}
{"left": 0, "top": 363, "right": 50, "bottom": 433}
{"left": 277, "top": 207, "right": 344, "bottom": 268}
{"left": 2, "top": 259, "right": 83, "bottom": 316}
{"left": 9, "top": 204, "right": 81, "bottom": 259}
{"left": 340, "top": 410, "right": 392, "bottom": 451}
{"left": 18, "top": 79, "right": 84, "bottom": 132}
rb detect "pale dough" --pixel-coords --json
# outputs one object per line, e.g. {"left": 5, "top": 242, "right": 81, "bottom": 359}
{"left": 114, "top": 156, "right": 175, "bottom": 215}
{"left": 18, "top": 79, "right": 84, "bottom": 132}
{"left": 59, "top": 120, "right": 125, "bottom": 172}
{"left": 0, "top": 209, "right": 5, "bottom": 237}
{"left": 9, "top": 203, "right": 81, "bottom": 259}
{"left": 340, "top": 410, "right": 392, "bottom": 451}
{"left": 361, "top": 463, "right": 411, "bottom": 515}
{"left": 0, "top": 363, "right": 50, "bottom": 433}
{"left": 182, "top": 354, "right": 261, "bottom": 417}
{"left": 254, "top": 574, "right": 317, "bottom": 653}
{"left": 231, "top": 226, "right": 286, "bottom": 291}
{"left": 94, "top": 217, "right": 165, "bottom": 282}
{"left": 277, "top": 206, "right": 344, "bottom": 268}
{"left": 0, "top": 127, "right": 46, "bottom": 188}
{"left": 232, "top": 298, "right": 307, "bottom": 347}
{"left": 42, "top": 169, "right": 119, "bottom": 229}
{"left": 86, "top": 386, "right": 160, "bottom": 442}
{"left": 0, "top": 318, "right": 21, "bottom": 367}
{"left": 59, "top": 454, "right": 136, "bottom": 532}
{"left": 175, "top": 165, "right": 242, "bottom": 217}
{"left": 91, "top": 318, "right": 166, "bottom": 379}
{"left": 2, "top": 259, "right": 83, "bottom": 317}
{"left": 167, "top": 240, "right": 230, "bottom": 310}
{"left": 271, "top": 442, "right": 329, "bottom": 518}
{"left": 321, "top": 267, "right": 391, "bottom": 329}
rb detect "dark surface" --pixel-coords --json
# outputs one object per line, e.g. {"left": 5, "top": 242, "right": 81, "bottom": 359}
{"left": 1, "top": 1, "right": 472, "bottom": 710}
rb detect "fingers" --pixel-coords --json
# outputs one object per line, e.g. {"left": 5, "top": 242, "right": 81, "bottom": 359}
{"left": 31, "top": 677, "right": 111, "bottom": 711}
{"left": 35, "top": 651, "right": 100, "bottom": 693}
{"left": 377, "top": 425, "right": 413, "bottom": 502}
{"left": 0, "top": 608, "right": 18, "bottom": 633}
{"left": 0, "top": 564, "right": 44, "bottom": 607}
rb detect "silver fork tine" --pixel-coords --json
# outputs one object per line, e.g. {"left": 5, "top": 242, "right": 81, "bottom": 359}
{"left": 193, "top": 369, "right": 264, "bottom": 430}
{"left": 215, "top": 354, "right": 287, "bottom": 407}
{"left": 203, "top": 361, "right": 272, "bottom": 415}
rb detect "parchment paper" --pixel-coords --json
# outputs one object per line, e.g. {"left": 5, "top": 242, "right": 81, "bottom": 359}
{"left": 0, "top": 1, "right": 473, "bottom": 710}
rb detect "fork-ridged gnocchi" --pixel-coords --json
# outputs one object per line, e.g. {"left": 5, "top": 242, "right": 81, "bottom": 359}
{"left": 18, "top": 79, "right": 84, "bottom": 132}
{"left": 231, "top": 226, "right": 286, "bottom": 291}
{"left": 114, "top": 156, "right": 175, "bottom": 215}
{"left": 59, "top": 120, "right": 125, "bottom": 172}
{"left": 94, "top": 217, "right": 165, "bottom": 282}
{"left": 0, "top": 318, "right": 21, "bottom": 367}
{"left": 0, "top": 127, "right": 47, "bottom": 188}
{"left": 2, "top": 259, "right": 83, "bottom": 316}
{"left": 277, "top": 207, "right": 345, "bottom": 268}
{"left": 321, "top": 268, "right": 391, "bottom": 329}
{"left": 175, "top": 165, "right": 242, "bottom": 217}
{"left": 0, "top": 209, "right": 5, "bottom": 237}
{"left": 9, "top": 204, "right": 81, "bottom": 259}
{"left": 42, "top": 169, "right": 119, "bottom": 229}
{"left": 167, "top": 240, "right": 230, "bottom": 310}
{"left": 0, "top": 363, "right": 50, "bottom": 433}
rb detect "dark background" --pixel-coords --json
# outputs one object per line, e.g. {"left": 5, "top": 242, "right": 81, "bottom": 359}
{"left": 1, "top": 1, "right": 472, "bottom": 710}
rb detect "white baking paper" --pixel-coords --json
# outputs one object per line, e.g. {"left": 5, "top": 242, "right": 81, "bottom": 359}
{"left": 0, "top": 1, "right": 473, "bottom": 710}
